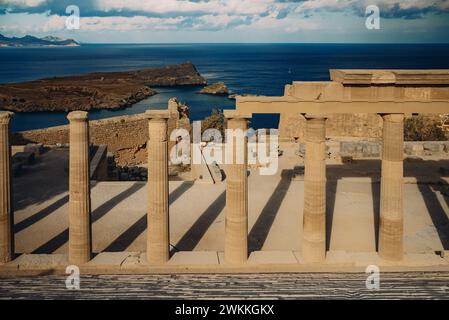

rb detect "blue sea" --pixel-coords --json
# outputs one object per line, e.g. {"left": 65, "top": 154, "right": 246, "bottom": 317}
{"left": 1, "top": 43, "right": 449, "bottom": 132}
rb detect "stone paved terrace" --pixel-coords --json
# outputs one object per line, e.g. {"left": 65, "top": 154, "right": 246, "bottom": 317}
{"left": 6, "top": 141, "right": 449, "bottom": 273}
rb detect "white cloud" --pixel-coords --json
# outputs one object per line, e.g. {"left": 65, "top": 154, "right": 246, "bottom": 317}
{"left": 95, "top": 0, "right": 289, "bottom": 16}
{"left": 295, "top": 0, "right": 449, "bottom": 17}
{"left": 0, "top": 0, "right": 47, "bottom": 7}
{"left": 238, "top": 14, "right": 318, "bottom": 33}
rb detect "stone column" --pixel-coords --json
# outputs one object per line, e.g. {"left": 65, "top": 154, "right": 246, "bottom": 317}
{"left": 224, "top": 111, "right": 251, "bottom": 264}
{"left": 0, "top": 112, "right": 13, "bottom": 264}
{"left": 302, "top": 115, "right": 327, "bottom": 263}
{"left": 68, "top": 111, "right": 92, "bottom": 265}
{"left": 146, "top": 110, "right": 170, "bottom": 264}
{"left": 379, "top": 114, "right": 404, "bottom": 261}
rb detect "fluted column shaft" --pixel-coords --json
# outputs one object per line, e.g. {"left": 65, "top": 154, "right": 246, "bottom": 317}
{"left": 0, "top": 112, "right": 13, "bottom": 264}
{"left": 302, "top": 116, "right": 326, "bottom": 263}
{"left": 224, "top": 112, "right": 251, "bottom": 264}
{"left": 146, "top": 110, "right": 170, "bottom": 264}
{"left": 379, "top": 113, "right": 404, "bottom": 261}
{"left": 68, "top": 111, "right": 92, "bottom": 265}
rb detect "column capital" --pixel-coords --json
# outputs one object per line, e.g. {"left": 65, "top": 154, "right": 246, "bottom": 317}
{"left": 67, "top": 111, "right": 88, "bottom": 122}
{"left": 0, "top": 111, "right": 13, "bottom": 125}
{"left": 145, "top": 110, "right": 170, "bottom": 121}
{"left": 224, "top": 110, "right": 252, "bottom": 120}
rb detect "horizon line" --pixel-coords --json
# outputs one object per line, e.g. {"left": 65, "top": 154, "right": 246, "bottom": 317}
{"left": 78, "top": 42, "right": 449, "bottom": 45}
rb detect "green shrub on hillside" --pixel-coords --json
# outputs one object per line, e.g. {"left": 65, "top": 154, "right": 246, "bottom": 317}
{"left": 404, "top": 116, "right": 448, "bottom": 141}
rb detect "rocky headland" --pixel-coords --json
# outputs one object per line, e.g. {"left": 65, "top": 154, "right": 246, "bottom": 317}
{"left": 0, "top": 34, "right": 80, "bottom": 47}
{"left": 0, "top": 62, "right": 207, "bottom": 112}
{"left": 199, "top": 82, "right": 229, "bottom": 96}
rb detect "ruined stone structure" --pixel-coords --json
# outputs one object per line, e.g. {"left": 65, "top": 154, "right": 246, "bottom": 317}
{"left": 278, "top": 70, "right": 449, "bottom": 141}
{"left": 0, "top": 69, "right": 449, "bottom": 275}
{"left": 237, "top": 69, "right": 449, "bottom": 262}
{"left": 12, "top": 98, "right": 190, "bottom": 167}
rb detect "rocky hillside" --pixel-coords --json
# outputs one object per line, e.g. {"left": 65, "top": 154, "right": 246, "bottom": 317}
{"left": 0, "top": 62, "right": 207, "bottom": 112}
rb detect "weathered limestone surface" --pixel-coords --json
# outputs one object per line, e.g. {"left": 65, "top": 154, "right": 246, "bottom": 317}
{"left": 224, "top": 111, "right": 251, "bottom": 264}
{"left": 146, "top": 110, "right": 170, "bottom": 264}
{"left": 0, "top": 112, "right": 13, "bottom": 263}
{"left": 13, "top": 99, "right": 190, "bottom": 166}
{"left": 379, "top": 114, "right": 404, "bottom": 261}
{"left": 67, "top": 111, "right": 92, "bottom": 265}
{"left": 279, "top": 113, "right": 382, "bottom": 141}
{"left": 274, "top": 70, "right": 449, "bottom": 141}
{"left": 302, "top": 116, "right": 327, "bottom": 263}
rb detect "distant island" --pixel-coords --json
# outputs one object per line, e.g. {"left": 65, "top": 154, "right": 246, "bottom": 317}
{"left": 0, "top": 34, "right": 79, "bottom": 47}
{"left": 0, "top": 62, "right": 207, "bottom": 112}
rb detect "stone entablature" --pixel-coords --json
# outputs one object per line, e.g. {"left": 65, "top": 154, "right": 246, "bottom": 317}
{"left": 275, "top": 70, "right": 449, "bottom": 141}
{"left": 330, "top": 69, "right": 449, "bottom": 85}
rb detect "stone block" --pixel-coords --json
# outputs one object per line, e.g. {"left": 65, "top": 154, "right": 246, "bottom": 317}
{"left": 340, "top": 141, "right": 381, "bottom": 158}
{"left": 410, "top": 144, "right": 424, "bottom": 156}
{"left": 249, "top": 251, "right": 298, "bottom": 265}
{"left": 88, "top": 252, "right": 137, "bottom": 267}
{"left": 168, "top": 251, "right": 219, "bottom": 265}
{"left": 12, "top": 254, "right": 68, "bottom": 269}
{"left": 423, "top": 142, "right": 444, "bottom": 153}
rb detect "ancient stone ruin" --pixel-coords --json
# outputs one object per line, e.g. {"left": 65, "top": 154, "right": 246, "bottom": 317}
{"left": 1, "top": 69, "right": 449, "bottom": 275}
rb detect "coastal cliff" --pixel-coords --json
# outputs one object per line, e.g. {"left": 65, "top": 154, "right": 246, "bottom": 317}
{"left": 0, "top": 62, "right": 207, "bottom": 112}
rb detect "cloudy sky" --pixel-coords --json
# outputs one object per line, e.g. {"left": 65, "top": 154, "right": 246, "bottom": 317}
{"left": 0, "top": 0, "right": 449, "bottom": 43}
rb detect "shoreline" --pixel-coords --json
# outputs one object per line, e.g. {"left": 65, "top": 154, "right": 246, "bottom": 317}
{"left": 0, "top": 62, "right": 207, "bottom": 113}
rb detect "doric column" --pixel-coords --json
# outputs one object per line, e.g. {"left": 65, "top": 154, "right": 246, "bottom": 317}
{"left": 302, "top": 115, "right": 327, "bottom": 263}
{"left": 379, "top": 113, "right": 404, "bottom": 261}
{"left": 224, "top": 110, "right": 251, "bottom": 264}
{"left": 0, "top": 112, "right": 13, "bottom": 264}
{"left": 67, "top": 111, "right": 92, "bottom": 265}
{"left": 146, "top": 110, "right": 170, "bottom": 264}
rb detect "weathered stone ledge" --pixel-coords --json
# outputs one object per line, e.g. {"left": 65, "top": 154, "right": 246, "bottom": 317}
{"left": 1, "top": 251, "right": 448, "bottom": 277}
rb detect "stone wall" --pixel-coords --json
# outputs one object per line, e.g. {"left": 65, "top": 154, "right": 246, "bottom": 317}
{"left": 317, "top": 140, "right": 449, "bottom": 159}
{"left": 279, "top": 113, "right": 383, "bottom": 141}
{"left": 13, "top": 98, "right": 190, "bottom": 166}
{"left": 279, "top": 113, "right": 445, "bottom": 142}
